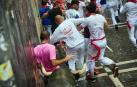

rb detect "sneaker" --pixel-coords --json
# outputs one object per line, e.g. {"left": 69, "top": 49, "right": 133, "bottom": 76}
{"left": 86, "top": 75, "right": 97, "bottom": 82}
{"left": 115, "top": 25, "right": 118, "bottom": 30}
{"left": 113, "top": 66, "right": 119, "bottom": 78}
{"left": 74, "top": 73, "right": 80, "bottom": 80}
{"left": 91, "top": 77, "right": 97, "bottom": 82}
{"left": 115, "top": 16, "right": 120, "bottom": 23}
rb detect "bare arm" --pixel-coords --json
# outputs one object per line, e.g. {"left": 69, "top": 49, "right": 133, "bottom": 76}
{"left": 70, "top": 18, "right": 86, "bottom": 26}
{"left": 47, "top": 45, "right": 73, "bottom": 66}
{"left": 41, "top": 12, "right": 49, "bottom": 19}
{"left": 51, "top": 55, "right": 73, "bottom": 66}
{"left": 104, "top": 21, "right": 109, "bottom": 30}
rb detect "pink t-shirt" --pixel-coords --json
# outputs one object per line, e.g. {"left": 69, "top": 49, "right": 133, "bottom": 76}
{"left": 34, "top": 43, "right": 58, "bottom": 72}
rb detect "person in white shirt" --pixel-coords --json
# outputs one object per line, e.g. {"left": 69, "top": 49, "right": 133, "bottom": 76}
{"left": 106, "top": 0, "right": 120, "bottom": 30}
{"left": 65, "top": 0, "right": 80, "bottom": 19}
{"left": 50, "top": 15, "right": 85, "bottom": 75}
{"left": 120, "top": 0, "right": 137, "bottom": 47}
{"left": 70, "top": 3, "right": 119, "bottom": 81}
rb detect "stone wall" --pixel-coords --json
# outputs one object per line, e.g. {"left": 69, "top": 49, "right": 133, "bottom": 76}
{"left": 0, "top": 0, "right": 44, "bottom": 87}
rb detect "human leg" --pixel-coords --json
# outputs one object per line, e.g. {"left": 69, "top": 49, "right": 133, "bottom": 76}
{"left": 109, "top": 8, "right": 117, "bottom": 25}
{"left": 127, "top": 21, "right": 137, "bottom": 47}
{"left": 134, "top": 20, "right": 137, "bottom": 46}
{"left": 85, "top": 41, "right": 98, "bottom": 82}
{"left": 77, "top": 42, "right": 85, "bottom": 68}
{"left": 115, "top": 10, "right": 120, "bottom": 23}
{"left": 93, "top": 39, "right": 119, "bottom": 77}
{"left": 66, "top": 49, "right": 77, "bottom": 72}
{"left": 86, "top": 60, "right": 96, "bottom": 82}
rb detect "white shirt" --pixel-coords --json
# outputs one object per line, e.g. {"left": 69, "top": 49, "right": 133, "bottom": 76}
{"left": 50, "top": 19, "right": 84, "bottom": 48}
{"left": 120, "top": 2, "right": 137, "bottom": 20}
{"left": 71, "top": 14, "right": 107, "bottom": 40}
{"left": 65, "top": 9, "right": 80, "bottom": 19}
{"left": 106, "top": 0, "right": 118, "bottom": 8}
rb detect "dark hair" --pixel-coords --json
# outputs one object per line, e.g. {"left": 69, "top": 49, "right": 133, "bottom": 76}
{"left": 85, "top": 3, "right": 96, "bottom": 13}
{"left": 40, "top": 30, "right": 50, "bottom": 41}
{"left": 42, "top": 0, "right": 47, "bottom": 6}
{"left": 71, "top": 0, "right": 79, "bottom": 5}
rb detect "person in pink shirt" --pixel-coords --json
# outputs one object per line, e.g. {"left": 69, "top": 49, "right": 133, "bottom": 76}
{"left": 34, "top": 30, "right": 73, "bottom": 75}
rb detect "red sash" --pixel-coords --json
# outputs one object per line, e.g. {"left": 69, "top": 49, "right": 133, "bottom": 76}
{"left": 127, "top": 21, "right": 132, "bottom": 30}
{"left": 90, "top": 37, "right": 106, "bottom": 61}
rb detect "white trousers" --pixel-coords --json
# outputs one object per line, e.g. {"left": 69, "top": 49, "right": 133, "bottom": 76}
{"left": 107, "top": 1, "right": 119, "bottom": 25}
{"left": 84, "top": 38, "right": 90, "bottom": 56}
{"left": 109, "top": 8, "right": 119, "bottom": 25}
{"left": 127, "top": 18, "right": 137, "bottom": 47}
{"left": 66, "top": 42, "right": 85, "bottom": 71}
{"left": 87, "top": 38, "right": 115, "bottom": 75}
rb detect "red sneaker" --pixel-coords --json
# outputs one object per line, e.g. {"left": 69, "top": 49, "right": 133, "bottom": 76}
{"left": 86, "top": 75, "right": 97, "bottom": 82}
